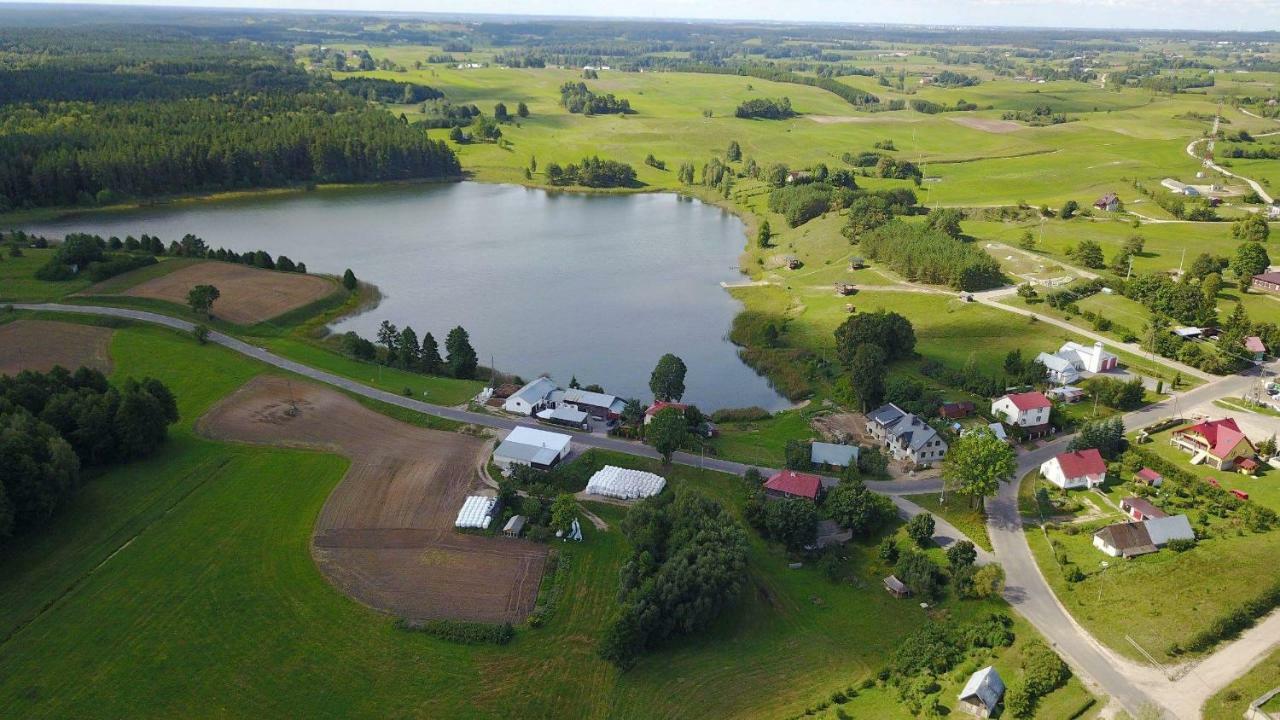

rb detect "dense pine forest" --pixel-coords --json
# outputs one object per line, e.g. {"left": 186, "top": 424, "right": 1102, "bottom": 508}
{"left": 0, "top": 27, "right": 460, "bottom": 211}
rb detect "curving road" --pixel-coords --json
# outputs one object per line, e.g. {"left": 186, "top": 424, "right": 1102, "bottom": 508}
{"left": 18, "top": 302, "right": 1276, "bottom": 718}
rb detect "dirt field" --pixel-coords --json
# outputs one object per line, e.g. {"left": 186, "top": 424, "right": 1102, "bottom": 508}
{"left": 948, "top": 116, "right": 1024, "bottom": 134}
{"left": 119, "top": 262, "right": 337, "bottom": 325}
{"left": 0, "top": 320, "right": 113, "bottom": 376}
{"left": 197, "top": 375, "right": 547, "bottom": 623}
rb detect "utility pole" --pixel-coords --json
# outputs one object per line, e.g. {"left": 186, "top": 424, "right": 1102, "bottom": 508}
{"left": 1126, "top": 254, "right": 1134, "bottom": 280}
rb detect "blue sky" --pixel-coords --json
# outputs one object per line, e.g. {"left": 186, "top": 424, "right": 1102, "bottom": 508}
{"left": 23, "top": 0, "right": 1280, "bottom": 31}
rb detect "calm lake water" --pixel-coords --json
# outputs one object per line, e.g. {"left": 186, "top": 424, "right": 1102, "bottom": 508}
{"left": 24, "top": 183, "right": 789, "bottom": 411}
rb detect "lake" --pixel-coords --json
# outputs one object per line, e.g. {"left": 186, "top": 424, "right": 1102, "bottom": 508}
{"left": 23, "top": 183, "right": 789, "bottom": 411}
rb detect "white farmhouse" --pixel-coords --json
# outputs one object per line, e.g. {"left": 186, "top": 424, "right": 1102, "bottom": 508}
{"left": 502, "top": 377, "right": 558, "bottom": 415}
{"left": 991, "top": 391, "right": 1051, "bottom": 429}
{"left": 1040, "top": 448, "right": 1107, "bottom": 489}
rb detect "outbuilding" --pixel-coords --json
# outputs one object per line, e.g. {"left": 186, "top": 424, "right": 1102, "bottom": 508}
{"left": 883, "top": 575, "right": 911, "bottom": 598}
{"left": 502, "top": 376, "right": 558, "bottom": 415}
{"left": 493, "top": 426, "right": 573, "bottom": 471}
{"left": 1120, "top": 496, "right": 1168, "bottom": 522}
{"left": 502, "top": 515, "right": 528, "bottom": 538}
{"left": 810, "top": 442, "right": 859, "bottom": 470}
{"left": 957, "top": 666, "right": 1005, "bottom": 718}
{"left": 763, "top": 470, "right": 823, "bottom": 502}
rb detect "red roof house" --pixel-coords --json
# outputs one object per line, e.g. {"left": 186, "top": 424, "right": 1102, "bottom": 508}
{"left": 763, "top": 470, "right": 823, "bottom": 501}
{"left": 1039, "top": 448, "right": 1107, "bottom": 489}
{"left": 991, "top": 391, "right": 1052, "bottom": 430}
{"left": 643, "top": 401, "right": 688, "bottom": 424}
{"left": 1171, "top": 418, "right": 1255, "bottom": 471}
{"left": 1134, "top": 467, "right": 1163, "bottom": 486}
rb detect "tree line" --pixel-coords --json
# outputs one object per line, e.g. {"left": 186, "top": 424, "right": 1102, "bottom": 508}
{"left": 0, "top": 366, "right": 179, "bottom": 545}
{"left": 25, "top": 231, "right": 313, "bottom": 283}
{"left": 340, "top": 320, "right": 479, "bottom": 379}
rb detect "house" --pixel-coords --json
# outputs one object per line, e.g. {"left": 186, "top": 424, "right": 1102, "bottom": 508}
{"left": 502, "top": 515, "right": 527, "bottom": 538}
{"left": 1047, "top": 385, "right": 1085, "bottom": 403}
{"left": 455, "top": 496, "right": 498, "bottom": 530}
{"left": 1237, "top": 457, "right": 1260, "bottom": 476}
{"left": 1245, "top": 336, "right": 1267, "bottom": 360}
{"left": 1036, "top": 351, "right": 1080, "bottom": 384}
{"left": 1093, "top": 521, "right": 1158, "bottom": 557}
{"left": 1040, "top": 448, "right": 1107, "bottom": 489}
{"left": 883, "top": 574, "right": 911, "bottom": 598}
{"left": 1170, "top": 418, "right": 1256, "bottom": 471}
{"left": 562, "top": 388, "right": 626, "bottom": 421}
{"left": 763, "top": 470, "right": 823, "bottom": 502}
{"left": 643, "top": 401, "right": 687, "bottom": 424}
{"left": 535, "top": 405, "right": 589, "bottom": 430}
{"left": 1145, "top": 514, "right": 1195, "bottom": 546}
{"left": 493, "top": 426, "right": 573, "bottom": 471}
{"left": 1252, "top": 271, "right": 1280, "bottom": 294}
{"left": 785, "top": 170, "right": 813, "bottom": 184}
{"left": 502, "top": 376, "right": 558, "bottom": 415}
{"left": 1120, "top": 496, "right": 1168, "bottom": 522}
{"left": 865, "top": 403, "right": 949, "bottom": 466}
{"left": 939, "top": 401, "right": 975, "bottom": 420}
{"left": 992, "top": 391, "right": 1052, "bottom": 429}
{"left": 1161, "top": 178, "right": 1188, "bottom": 194}
{"left": 957, "top": 666, "right": 1006, "bottom": 718}
{"left": 1134, "top": 467, "right": 1164, "bottom": 487}
{"left": 811, "top": 442, "right": 859, "bottom": 469}
{"left": 1094, "top": 193, "right": 1121, "bottom": 212}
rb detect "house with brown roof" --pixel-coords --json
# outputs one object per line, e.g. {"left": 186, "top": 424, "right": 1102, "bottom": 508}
{"left": 763, "top": 470, "right": 823, "bottom": 502}
{"left": 1252, "top": 271, "right": 1280, "bottom": 294}
{"left": 1170, "top": 417, "right": 1256, "bottom": 471}
{"left": 1120, "top": 496, "right": 1168, "bottom": 522}
{"left": 1093, "top": 521, "right": 1158, "bottom": 557}
{"left": 1133, "top": 467, "right": 1163, "bottom": 487}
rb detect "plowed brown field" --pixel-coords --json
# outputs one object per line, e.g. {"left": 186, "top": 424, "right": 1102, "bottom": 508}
{"left": 197, "top": 375, "right": 546, "bottom": 623}
{"left": 0, "top": 320, "right": 113, "bottom": 376}
{"left": 119, "top": 262, "right": 336, "bottom": 325}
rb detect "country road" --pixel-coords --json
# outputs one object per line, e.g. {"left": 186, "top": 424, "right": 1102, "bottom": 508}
{"left": 16, "top": 302, "right": 1279, "bottom": 718}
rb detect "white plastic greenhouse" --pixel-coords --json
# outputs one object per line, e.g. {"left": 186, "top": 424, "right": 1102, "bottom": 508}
{"left": 584, "top": 465, "right": 666, "bottom": 500}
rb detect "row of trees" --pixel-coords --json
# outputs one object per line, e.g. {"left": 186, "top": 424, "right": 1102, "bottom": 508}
{"left": 0, "top": 366, "right": 179, "bottom": 544}
{"left": 545, "top": 156, "right": 638, "bottom": 188}
{"left": 338, "top": 321, "right": 479, "bottom": 379}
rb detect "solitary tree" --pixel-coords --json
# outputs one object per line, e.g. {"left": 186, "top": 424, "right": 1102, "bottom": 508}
{"left": 1232, "top": 242, "right": 1271, "bottom": 291}
{"left": 1060, "top": 199, "right": 1079, "bottom": 219}
{"left": 906, "top": 513, "right": 935, "bottom": 547}
{"left": 187, "top": 284, "right": 220, "bottom": 317}
{"left": 494, "top": 102, "right": 510, "bottom": 121}
{"left": 757, "top": 219, "right": 772, "bottom": 248}
{"left": 825, "top": 477, "right": 896, "bottom": 537}
{"left": 649, "top": 353, "right": 687, "bottom": 402}
{"left": 646, "top": 406, "right": 687, "bottom": 463}
{"left": 516, "top": 101, "right": 530, "bottom": 118}
{"left": 550, "top": 494, "right": 578, "bottom": 534}
{"left": 763, "top": 498, "right": 818, "bottom": 551}
{"left": 946, "top": 540, "right": 978, "bottom": 569}
{"left": 342, "top": 268, "right": 357, "bottom": 291}
{"left": 726, "top": 140, "right": 742, "bottom": 161}
{"left": 942, "top": 426, "right": 1016, "bottom": 512}
{"left": 445, "top": 326, "right": 478, "bottom": 378}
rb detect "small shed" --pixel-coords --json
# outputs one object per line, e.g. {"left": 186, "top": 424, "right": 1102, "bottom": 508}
{"left": 784, "top": 255, "right": 802, "bottom": 270}
{"left": 849, "top": 257, "right": 866, "bottom": 270}
{"left": 1245, "top": 336, "right": 1266, "bottom": 361}
{"left": 834, "top": 282, "right": 856, "bottom": 296}
{"left": 502, "top": 514, "right": 527, "bottom": 538}
{"left": 1120, "top": 496, "right": 1168, "bottom": 522}
{"left": 939, "top": 401, "right": 975, "bottom": 420}
{"left": 1134, "top": 467, "right": 1164, "bottom": 487}
{"left": 1237, "top": 457, "right": 1260, "bottom": 476}
{"left": 957, "top": 666, "right": 1006, "bottom": 718}
{"left": 883, "top": 575, "right": 910, "bottom": 598}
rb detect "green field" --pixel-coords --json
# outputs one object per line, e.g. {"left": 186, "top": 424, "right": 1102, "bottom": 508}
{"left": 0, "top": 317, "right": 1094, "bottom": 718}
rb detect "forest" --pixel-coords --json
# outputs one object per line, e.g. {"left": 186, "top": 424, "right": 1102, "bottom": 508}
{"left": 0, "top": 29, "right": 460, "bottom": 211}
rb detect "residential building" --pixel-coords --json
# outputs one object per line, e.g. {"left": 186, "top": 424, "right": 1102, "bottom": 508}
{"left": 1040, "top": 448, "right": 1107, "bottom": 489}
{"left": 1093, "top": 514, "right": 1194, "bottom": 557}
{"left": 643, "top": 401, "right": 687, "bottom": 425}
{"left": 957, "top": 666, "right": 1005, "bottom": 718}
{"left": 502, "top": 376, "right": 558, "bottom": 415}
{"left": 763, "top": 470, "right": 823, "bottom": 502}
{"left": 991, "top": 391, "right": 1051, "bottom": 429}
{"left": 1093, "top": 193, "right": 1121, "bottom": 212}
{"left": 1170, "top": 418, "right": 1255, "bottom": 470}
{"left": 535, "top": 405, "right": 589, "bottom": 430}
{"left": 493, "top": 426, "right": 572, "bottom": 471}
{"left": 865, "top": 403, "right": 948, "bottom": 466}
{"left": 1120, "top": 496, "right": 1168, "bottom": 522}
{"left": 1253, "top": 271, "right": 1280, "bottom": 294}
{"left": 1037, "top": 341, "right": 1118, "bottom": 383}
{"left": 1035, "top": 351, "right": 1080, "bottom": 384}
{"left": 562, "top": 388, "right": 626, "bottom": 421}
{"left": 810, "top": 442, "right": 859, "bottom": 470}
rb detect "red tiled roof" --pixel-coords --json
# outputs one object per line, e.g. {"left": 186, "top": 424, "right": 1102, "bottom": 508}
{"left": 1238, "top": 457, "right": 1259, "bottom": 470}
{"left": 1254, "top": 271, "right": 1280, "bottom": 285}
{"left": 1121, "top": 496, "right": 1168, "bottom": 519}
{"left": 764, "top": 470, "right": 822, "bottom": 500}
{"left": 1136, "top": 467, "right": 1162, "bottom": 482}
{"left": 1245, "top": 336, "right": 1266, "bottom": 354}
{"left": 645, "top": 401, "right": 688, "bottom": 416}
{"left": 1003, "top": 391, "right": 1051, "bottom": 412}
{"left": 1054, "top": 448, "right": 1106, "bottom": 479}
{"left": 1176, "top": 418, "right": 1252, "bottom": 459}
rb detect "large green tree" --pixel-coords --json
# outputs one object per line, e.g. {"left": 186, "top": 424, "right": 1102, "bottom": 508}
{"left": 848, "top": 343, "right": 888, "bottom": 411}
{"left": 186, "top": 284, "right": 220, "bottom": 317}
{"left": 1233, "top": 213, "right": 1270, "bottom": 243}
{"left": 444, "top": 326, "right": 478, "bottom": 379}
{"left": 646, "top": 407, "right": 687, "bottom": 463}
{"left": 1232, "top": 242, "right": 1271, "bottom": 291}
{"left": 942, "top": 426, "right": 1016, "bottom": 511}
{"left": 763, "top": 498, "right": 818, "bottom": 551}
{"left": 835, "top": 310, "right": 916, "bottom": 364}
{"left": 649, "top": 353, "right": 687, "bottom": 402}
{"left": 824, "top": 477, "right": 896, "bottom": 537}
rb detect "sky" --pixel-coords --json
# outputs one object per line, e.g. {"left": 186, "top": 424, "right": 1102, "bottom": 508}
{"left": 20, "top": 0, "right": 1280, "bottom": 32}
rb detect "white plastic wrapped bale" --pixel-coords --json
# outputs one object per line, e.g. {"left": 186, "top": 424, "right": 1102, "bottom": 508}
{"left": 455, "top": 495, "right": 497, "bottom": 529}
{"left": 584, "top": 465, "right": 666, "bottom": 500}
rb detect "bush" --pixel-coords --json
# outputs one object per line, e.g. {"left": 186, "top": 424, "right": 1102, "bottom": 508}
{"left": 767, "top": 183, "right": 832, "bottom": 227}
{"left": 907, "top": 513, "right": 935, "bottom": 546}
{"left": 1183, "top": 580, "right": 1280, "bottom": 652}
{"left": 397, "top": 618, "right": 514, "bottom": 645}
{"left": 1165, "top": 537, "right": 1196, "bottom": 552}
{"left": 709, "top": 406, "right": 771, "bottom": 423}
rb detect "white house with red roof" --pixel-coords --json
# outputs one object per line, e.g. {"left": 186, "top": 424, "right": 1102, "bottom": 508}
{"left": 991, "top": 391, "right": 1051, "bottom": 429}
{"left": 763, "top": 470, "right": 823, "bottom": 502}
{"left": 1170, "top": 417, "right": 1255, "bottom": 471}
{"left": 643, "top": 401, "right": 688, "bottom": 425}
{"left": 1040, "top": 448, "right": 1107, "bottom": 489}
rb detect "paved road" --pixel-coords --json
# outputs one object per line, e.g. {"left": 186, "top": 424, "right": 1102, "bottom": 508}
{"left": 23, "top": 302, "right": 1274, "bottom": 717}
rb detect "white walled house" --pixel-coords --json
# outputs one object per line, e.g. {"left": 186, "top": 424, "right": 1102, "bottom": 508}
{"left": 991, "top": 391, "right": 1051, "bottom": 429}
{"left": 1040, "top": 449, "right": 1107, "bottom": 489}
{"left": 502, "top": 377, "right": 558, "bottom": 415}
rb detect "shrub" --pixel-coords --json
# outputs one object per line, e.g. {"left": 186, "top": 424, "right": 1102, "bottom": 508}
{"left": 709, "top": 406, "right": 771, "bottom": 423}
{"left": 1165, "top": 537, "right": 1196, "bottom": 552}
{"left": 398, "top": 618, "right": 515, "bottom": 645}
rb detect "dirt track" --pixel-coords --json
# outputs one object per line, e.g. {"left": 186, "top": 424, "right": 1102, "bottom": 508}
{"left": 120, "top": 262, "right": 337, "bottom": 325}
{"left": 197, "top": 375, "right": 546, "bottom": 623}
{"left": 0, "top": 319, "right": 113, "bottom": 376}
{"left": 948, "top": 116, "right": 1023, "bottom": 134}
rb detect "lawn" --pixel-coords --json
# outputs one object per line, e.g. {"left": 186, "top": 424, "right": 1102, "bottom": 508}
{"left": 1024, "top": 430, "right": 1280, "bottom": 663}
{"left": 0, "top": 316, "right": 1093, "bottom": 718}
{"left": 903, "top": 492, "right": 994, "bottom": 551}
{"left": 1203, "top": 646, "right": 1280, "bottom": 719}
{"left": 707, "top": 407, "right": 818, "bottom": 468}
{"left": 0, "top": 247, "right": 92, "bottom": 301}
